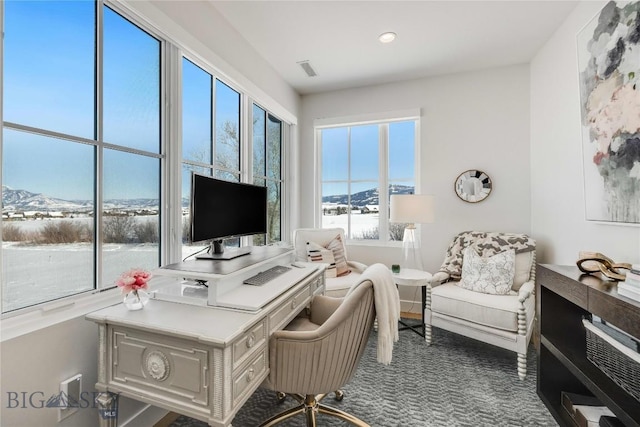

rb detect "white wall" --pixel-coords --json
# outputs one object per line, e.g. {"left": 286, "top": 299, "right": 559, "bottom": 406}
{"left": 0, "top": 318, "right": 100, "bottom": 426}
{"left": 124, "top": 0, "right": 300, "bottom": 124}
{"left": 0, "top": 2, "right": 300, "bottom": 426}
{"left": 530, "top": 1, "right": 640, "bottom": 265}
{"left": 299, "top": 64, "right": 532, "bottom": 306}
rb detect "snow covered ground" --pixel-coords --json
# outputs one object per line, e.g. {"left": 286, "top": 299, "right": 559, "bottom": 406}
{"left": 322, "top": 211, "right": 379, "bottom": 239}
{"left": 2, "top": 212, "right": 380, "bottom": 311}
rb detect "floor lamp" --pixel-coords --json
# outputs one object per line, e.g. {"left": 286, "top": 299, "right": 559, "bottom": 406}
{"left": 389, "top": 194, "right": 435, "bottom": 271}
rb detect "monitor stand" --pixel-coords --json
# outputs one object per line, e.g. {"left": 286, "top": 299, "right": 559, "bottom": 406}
{"left": 164, "top": 246, "right": 292, "bottom": 276}
{"left": 196, "top": 240, "right": 252, "bottom": 260}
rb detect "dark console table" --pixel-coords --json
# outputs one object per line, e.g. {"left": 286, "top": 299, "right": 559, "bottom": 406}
{"left": 536, "top": 264, "right": 640, "bottom": 427}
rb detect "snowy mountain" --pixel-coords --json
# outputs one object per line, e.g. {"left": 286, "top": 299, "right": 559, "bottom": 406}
{"left": 3, "top": 184, "right": 415, "bottom": 213}
{"left": 2, "top": 186, "right": 158, "bottom": 213}
{"left": 322, "top": 184, "right": 414, "bottom": 207}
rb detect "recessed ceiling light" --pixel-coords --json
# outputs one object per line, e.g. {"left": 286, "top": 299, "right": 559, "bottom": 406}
{"left": 378, "top": 32, "right": 397, "bottom": 43}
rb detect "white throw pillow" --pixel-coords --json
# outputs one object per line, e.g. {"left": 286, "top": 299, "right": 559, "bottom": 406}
{"left": 458, "top": 247, "right": 515, "bottom": 295}
{"left": 306, "top": 241, "right": 337, "bottom": 278}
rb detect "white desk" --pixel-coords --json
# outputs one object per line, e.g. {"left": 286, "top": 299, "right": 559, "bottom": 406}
{"left": 86, "top": 265, "right": 325, "bottom": 427}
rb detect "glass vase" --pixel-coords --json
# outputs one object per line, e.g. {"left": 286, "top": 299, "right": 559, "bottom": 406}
{"left": 123, "top": 289, "right": 149, "bottom": 311}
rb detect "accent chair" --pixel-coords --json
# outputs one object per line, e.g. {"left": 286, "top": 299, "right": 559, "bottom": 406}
{"left": 425, "top": 231, "right": 537, "bottom": 380}
{"left": 293, "top": 228, "right": 367, "bottom": 297}
{"left": 259, "top": 278, "right": 376, "bottom": 427}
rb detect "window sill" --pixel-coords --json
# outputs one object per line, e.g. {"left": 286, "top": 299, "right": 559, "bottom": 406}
{"left": 1, "top": 289, "right": 122, "bottom": 342}
{"left": 346, "top": 240, "right": 404, "bottom": 248}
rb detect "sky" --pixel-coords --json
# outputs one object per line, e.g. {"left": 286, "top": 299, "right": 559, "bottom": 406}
{"left": 3, "top": 1, "right": 164, "bottom": 200}
{"left": 3, "top": 1, "right": 244, "bottom": 203}
{"left": 2, "top": 1, "right": 414, "bottom": 203}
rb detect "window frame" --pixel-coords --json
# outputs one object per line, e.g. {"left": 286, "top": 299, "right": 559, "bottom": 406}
{"left": 0, "top": 0, "right": 294, "bottom": 337}
{"left": 177, "top": 57, "right": 289, "bottom": 256}
{"left": 314, "top": 109, "right": 421, "bottom": 245}
{"left": 251, "top": 102, "right": 287, "bottom": 245}
{"left": 1, "top": 0, "right": 167, "bottom": 315}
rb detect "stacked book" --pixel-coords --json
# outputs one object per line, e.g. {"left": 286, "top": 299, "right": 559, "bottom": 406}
{"left": 561, "top": 391, "right": 616, "bottom": 427}
{"left": 618, "top": 264, "right": 640, "bottom": 302}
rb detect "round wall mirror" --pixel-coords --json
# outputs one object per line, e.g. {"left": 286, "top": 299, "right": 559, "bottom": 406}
{"left": 455, "top": 170, "right": 492, "bottom": 203}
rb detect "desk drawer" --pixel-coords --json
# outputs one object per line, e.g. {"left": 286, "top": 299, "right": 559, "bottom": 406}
{"left": 269, "top": 286, "right": 311, "bottom": 332}
{"left": 311, "top": 275, "right": 325, "bottom": 296}
{"left": 111, "top": 327, "right": 210, "bottom": 408}
{"left": 232, "top": 346, "right": 267, "bottom": 405}
{"left": 232, "top": 319, "right": 266, "bottom": 370}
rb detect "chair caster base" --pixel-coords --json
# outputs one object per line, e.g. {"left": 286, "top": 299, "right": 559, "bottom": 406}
{"left": 259, "top": 393, "right": 369, "bottom": 427}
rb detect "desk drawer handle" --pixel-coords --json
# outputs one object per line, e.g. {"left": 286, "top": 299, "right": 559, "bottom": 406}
{"left": 291, "top": 298, "right": 297, "bottom": 309}
{"left": 246, "top": 368, "right": 255, "bottom": 383}
{"left": 246, "top": 333, "right": 256, "bottom": 349}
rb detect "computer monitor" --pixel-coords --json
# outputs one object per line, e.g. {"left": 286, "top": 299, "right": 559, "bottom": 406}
{"left": 190, "top": 173, "right": 267, "bottom": 260}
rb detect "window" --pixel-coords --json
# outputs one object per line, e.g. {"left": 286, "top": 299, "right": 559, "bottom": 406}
{"left": 181, "top": 60, "right": 246, "bottom": 257}
{"left": 1, "top": 1, "right": 291, "bottom": 316}
{"left": 317, "top": 117, "right": 418, "bottom": 243}
{"left": 181, "top": 59, "right": 288, "bottom": 258}
{"left": 181, "top": 58, "right": 213, "bottom": 256}
{"left": 215, "top": 80, "right": 241, "bottom": 182}
{"left": 1, "top": 2, "right": 163, "bottom": 313}
{"left": 253, "top": 104, "right": 284, "bottom": 245}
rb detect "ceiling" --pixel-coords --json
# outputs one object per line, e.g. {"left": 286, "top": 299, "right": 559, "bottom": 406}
{"left": 211, "top": 1, "right": 579, "bottom": 95}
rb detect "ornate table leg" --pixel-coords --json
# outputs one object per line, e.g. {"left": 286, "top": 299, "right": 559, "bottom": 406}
{"left": 96, "top": 392, "right": 119, "bottom": 427}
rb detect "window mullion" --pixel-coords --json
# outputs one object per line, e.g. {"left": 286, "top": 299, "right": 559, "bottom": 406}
{"left": 346, "top": 127, "right": 352, "bottom": 239}
{"left": 281, "top": 122, "right": 291, "bottom": 243}
{"left": 315, "top": 128, "right": 322, "bottom": 227}
{"left": 210, "top": 76, "right": 216, "bottom": 171}
{"left": 240, "top": 93, "right": 251, "bottom": 247}
{"left": 95, "top": 0, "right": 104, "bottom": 289}
{"left": 245, "top": 94, "right": 252, "bottom": 184}
{"left": 379, "top": 124, "right": 389, "bottom": 242}
{"left": 164, "top": 43, "right": 182, "bottom": 265}
{"left": 414, "top": 120, "right": 421, "bottom": 193}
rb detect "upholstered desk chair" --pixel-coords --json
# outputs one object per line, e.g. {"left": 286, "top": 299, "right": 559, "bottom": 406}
{"left": 259, "top": 279, "right": 376, "bottom": 427}
{"left": 293, "top": 228, "right": 367, "bottom": 297}
{"left": 425, "top": 231, "right": 536, "bottom": 380}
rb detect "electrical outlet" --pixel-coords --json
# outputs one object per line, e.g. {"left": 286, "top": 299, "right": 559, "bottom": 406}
{"left": 58, "top": 374, "right": 82, "bottom": 422}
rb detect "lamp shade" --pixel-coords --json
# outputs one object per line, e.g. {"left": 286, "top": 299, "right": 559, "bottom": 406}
{"left": 389, "top": 194, "right": 435, "bottom": 224}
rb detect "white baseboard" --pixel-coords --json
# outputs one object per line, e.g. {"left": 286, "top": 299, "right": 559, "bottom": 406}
{"left": 400, "top": 298, "right": 422, "bottom": 315}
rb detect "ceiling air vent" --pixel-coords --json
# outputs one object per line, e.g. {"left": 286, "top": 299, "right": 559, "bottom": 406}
{"left": 297, "top": 60, "right": 317, "bottom": 77}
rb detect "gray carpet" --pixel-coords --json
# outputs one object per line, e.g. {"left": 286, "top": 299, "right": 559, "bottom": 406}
{"left": 170, "top": 327, "right": 558, "bottom": 426}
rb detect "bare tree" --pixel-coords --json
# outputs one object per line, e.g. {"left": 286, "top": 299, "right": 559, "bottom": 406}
{"left": 39, "top": 221, "right": 92, "bottom": 244}
{"left": 389, "top": 223, "right": 407, "bottom": 241}
{"left": 134, "top": 219, "right": 159, "bottom": 243}
{"left": 216, "top": 121, "right": 240, "bottom": 173}
{"left": 2, "top": 224, "right": 25, "bottom": 242}
{"left": 185, "top": 115, "right": 283, "bottom": 246}
{"left": 103, "top": 216, "right": 134, "bottom": 243}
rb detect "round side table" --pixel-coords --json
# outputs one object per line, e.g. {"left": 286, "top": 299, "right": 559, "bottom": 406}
{"left": 392, "top": 268, "right": 432, "bottom": 339}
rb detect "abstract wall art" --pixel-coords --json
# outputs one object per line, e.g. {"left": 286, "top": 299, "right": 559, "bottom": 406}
{"left": 578, "top": 0, "right": 640, "bottom": 224}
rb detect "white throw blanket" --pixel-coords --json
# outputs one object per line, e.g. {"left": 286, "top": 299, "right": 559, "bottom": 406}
{"left": 347, "top": 263, "right": 400, "bottom": 365}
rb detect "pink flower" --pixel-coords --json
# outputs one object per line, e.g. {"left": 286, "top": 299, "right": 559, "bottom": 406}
{"left": 116, "top": 269, "right": 152, "bottom": 294}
